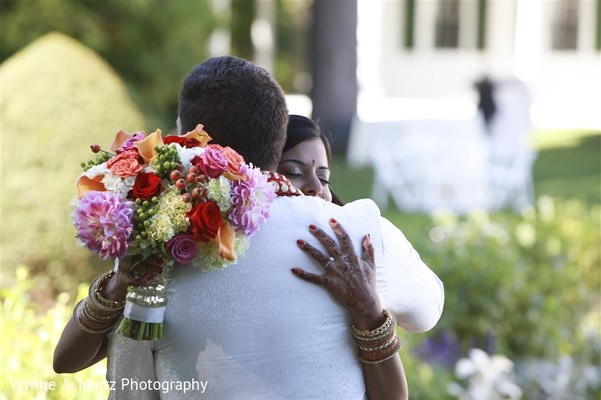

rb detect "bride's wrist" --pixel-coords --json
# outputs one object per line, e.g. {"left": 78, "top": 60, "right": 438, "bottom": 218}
{"left": 100, "top": 274, "right": 127, "bottom": 303}
{"left": 350, "top": 306, "right": 386, "bottom": 331}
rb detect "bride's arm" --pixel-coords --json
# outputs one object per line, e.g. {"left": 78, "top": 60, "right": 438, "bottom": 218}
{"left": 292, "top": 219, "right": 409, "bottom": 400}
{"left": 53, "top": 256, "right": 162, "bottom": 373}
{"left": 53, "top": 273, "right": 125, "bottom": 373}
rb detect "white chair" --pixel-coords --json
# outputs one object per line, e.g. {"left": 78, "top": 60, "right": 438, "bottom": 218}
{"left": 486, "top": 78, "right": 537, "bottom": 211}
{"left": 370, "top": 117, "right": 491, "bottom": 214}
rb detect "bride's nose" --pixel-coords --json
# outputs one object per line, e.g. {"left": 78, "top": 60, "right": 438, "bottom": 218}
{"left": 302, "top": 173, "right": 322, "bottom": 197}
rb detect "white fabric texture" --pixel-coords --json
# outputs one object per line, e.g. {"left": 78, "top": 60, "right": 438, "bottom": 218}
{"left": 106, "top": 196, "right": 444, "bottom": 399}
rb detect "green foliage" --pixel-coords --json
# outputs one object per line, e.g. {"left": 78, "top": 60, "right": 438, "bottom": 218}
{"left": 533, "top": 131, "right": 601, "bottom": 205}
{"left": 415, "top": 197, "right": 600, "bottom": 362}
{"left": 0, "top": 0, "right": 216, "bottom": 129}
{"left": 0, "top": 32, "right": 144, "bottom": 292}
{"left": 0, "top": 268, "right": 107, "bottom": 400}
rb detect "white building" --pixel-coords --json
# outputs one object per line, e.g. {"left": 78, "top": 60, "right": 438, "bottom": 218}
{"left": 356, "top": 0, "right": 600, "bottom": 129}
{"left": 350, "top": 0, "right": 600, "bottom": 214}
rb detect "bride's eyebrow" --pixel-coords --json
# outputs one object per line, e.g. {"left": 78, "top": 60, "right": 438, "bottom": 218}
{"left": 279, "top": 159, "right": 330, "bottom": 171}
{"left": 279, "top": 159, "right": 307, "bottom": 166}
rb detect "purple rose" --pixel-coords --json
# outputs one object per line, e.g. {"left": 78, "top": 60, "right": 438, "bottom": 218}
{"left": 196, "top": 146, "right": 228, "bottom": 178}
{"left": 165, "top": 234, "right": 198, "bottom": 266}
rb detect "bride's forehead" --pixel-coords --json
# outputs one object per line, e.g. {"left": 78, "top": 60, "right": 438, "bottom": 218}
{"left": 284, "top": 139, "right": 328, "bottom": 159}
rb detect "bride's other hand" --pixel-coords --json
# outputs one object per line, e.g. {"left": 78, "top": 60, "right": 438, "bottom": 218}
{"left": 102, "top": 254, "right": 164, "bottom": 302}
{"left": 292, "top": 219, "right": 386, "bottom": 330}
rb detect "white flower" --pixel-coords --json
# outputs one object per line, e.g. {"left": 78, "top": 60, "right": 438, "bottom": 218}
{"left": 101, "top": 173, "right": 136, "bottom": 197}
{"left": 450, "top": 348, "right": 522, "bottom": 400}
{"left": 175, "top": 144, "right": 205, "bottom": 169}
{"left": 83, "top": 163, "right": 109, "bottom": 179}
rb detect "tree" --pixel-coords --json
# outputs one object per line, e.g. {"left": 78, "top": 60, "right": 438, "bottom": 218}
{"left": 310, "top": 0, "right": 358, "bottom": 154}
{"left": 0, "top": 0, "right": 216, "bottom": 130}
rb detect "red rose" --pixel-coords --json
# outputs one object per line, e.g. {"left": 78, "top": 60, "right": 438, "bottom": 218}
{"left": 187, "top": 201, "right": 223, "bottom": 242}
{"left": 132, "top": 172, "right": 163, "bottom": 199}
{"left": 163, "top": 135, "right": 201, "bottom": 148}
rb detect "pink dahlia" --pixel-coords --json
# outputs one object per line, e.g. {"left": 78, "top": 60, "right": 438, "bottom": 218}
{"left": 229, "top": 165, "right": 276, "bottom": 236}
{"left": 74, "top": 191, "right": 135, "bottom": 259}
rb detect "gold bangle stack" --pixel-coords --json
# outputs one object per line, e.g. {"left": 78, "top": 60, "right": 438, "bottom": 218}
{"left": 73, "top": 271, "right": 125, "bottom": 334}
{"left": 352, "top": 309, "right": 402, "bottom": 364}
{"left": 89, "top": 271, "right": 126, "bottom": 309}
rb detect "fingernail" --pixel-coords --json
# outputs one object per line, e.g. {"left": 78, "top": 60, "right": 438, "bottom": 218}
{"left": 330, "top": 218, "right": 337, "bottom": 224}
{"left": 309, "top": 224, "right": 317, "bottom": 230}
{"left": 297, "top": 239, "right": 305, "bottom": 246}
{"left": 367, "top": 233, "right": 371, "bottom": 242}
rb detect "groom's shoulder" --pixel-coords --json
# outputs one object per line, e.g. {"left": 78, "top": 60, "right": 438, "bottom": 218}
{"left": 270, "top": 196, "right": 382, "bottom": 224}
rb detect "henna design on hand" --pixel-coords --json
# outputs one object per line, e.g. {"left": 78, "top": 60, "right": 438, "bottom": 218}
{"left": 293, "top": 221, "right": 381, "bottom": 320}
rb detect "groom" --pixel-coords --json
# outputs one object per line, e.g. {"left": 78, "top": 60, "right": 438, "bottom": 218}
{"left": 107, "top": 56, "right": 443, "bottom": 399}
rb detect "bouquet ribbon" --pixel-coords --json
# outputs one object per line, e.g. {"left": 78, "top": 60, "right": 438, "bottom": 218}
{"left": 123, "top": 295, "right": 167, "bottom": 323}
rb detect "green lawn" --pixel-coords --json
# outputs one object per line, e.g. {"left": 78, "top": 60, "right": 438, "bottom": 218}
{"left": 329, "top": 129, "right": 601, "bottom": 240}
{"left": 531, "top": 130, "right": 601, "bottom": 205}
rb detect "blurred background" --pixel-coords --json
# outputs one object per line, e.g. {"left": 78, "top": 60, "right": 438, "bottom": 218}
{"left": 0, "top": 0, "right": 599, "bottom": 399}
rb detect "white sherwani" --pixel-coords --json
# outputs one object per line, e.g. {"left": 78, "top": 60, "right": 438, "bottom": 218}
{"left": 107, "top": 196, "right": 444, "bottom": 399}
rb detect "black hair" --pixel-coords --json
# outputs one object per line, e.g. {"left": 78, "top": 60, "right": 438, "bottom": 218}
{"left": 178, "top": 56, "right": 288, "bottom": 170}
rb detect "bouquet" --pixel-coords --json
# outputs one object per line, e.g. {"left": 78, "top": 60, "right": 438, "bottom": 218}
{"left": 73, "top": 125, "right": 276, "bottom": 340}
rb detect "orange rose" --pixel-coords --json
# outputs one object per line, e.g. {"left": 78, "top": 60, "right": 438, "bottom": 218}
{"left": 107, "top": 150, "right": 142, "bottom": 177}
{"left": 209, "top": 144, "right": 246, "bottom": 181}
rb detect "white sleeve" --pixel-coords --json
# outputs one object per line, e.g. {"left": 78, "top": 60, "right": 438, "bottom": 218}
{"left": 106, "top": 326, "right": 161, "bottom": 400}
{"left": 378, "top": 216, "right": 445, "bottom": 333}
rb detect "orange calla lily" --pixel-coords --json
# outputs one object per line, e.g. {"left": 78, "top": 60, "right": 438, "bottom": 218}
{"left": 110, "top": 130, "right": 138, "bottom": 152}
{"left": 217, "top": 221, "right": 236, "bottom": 261}
{"left": 77, "top": 175, "right": 106, "bottom": 198}
{"left": 184, "top": 124, "right": 212, "bottom": 147}
{"left": 223, "top": 170, "right": 248, "bottom": 182}
{"left": 134, "top": 129, "right": 164, "bottom": 163}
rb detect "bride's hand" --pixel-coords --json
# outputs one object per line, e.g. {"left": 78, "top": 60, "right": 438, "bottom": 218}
{"left": 116, "top": 254, "right": 164, "bottom": 288}
{"left": 101, "top": 254, "right": 164, "bottom": 302}
{"left": 292, "top": 219, "right": 386, "bottom": 331}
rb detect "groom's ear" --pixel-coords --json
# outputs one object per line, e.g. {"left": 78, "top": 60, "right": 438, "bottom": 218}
{"left": 176, "top": 117, "right": 182, "bottom": 135}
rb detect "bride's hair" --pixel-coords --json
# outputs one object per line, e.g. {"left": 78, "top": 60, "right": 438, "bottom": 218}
{"left": 178, "top": 56, "right": 288, "bottom": 171}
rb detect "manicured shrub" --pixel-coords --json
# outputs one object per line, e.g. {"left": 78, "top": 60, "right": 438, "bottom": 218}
{"left": 0, "top": 32, "right": 146, "bottom": 293}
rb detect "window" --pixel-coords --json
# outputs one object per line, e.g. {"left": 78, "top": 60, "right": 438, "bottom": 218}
{"left": 404, "top": 0, "right": 416, "bottom": 49}
{"left": 551, "top": 0, "right": 579, "bottom": 50}
{"left": 435, "top": 0, "right": 460, "bottom": 48}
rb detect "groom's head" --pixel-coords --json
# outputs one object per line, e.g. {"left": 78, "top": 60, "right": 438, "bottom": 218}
{"left": 177, "top": 56, "right": 288, "bottom": 171}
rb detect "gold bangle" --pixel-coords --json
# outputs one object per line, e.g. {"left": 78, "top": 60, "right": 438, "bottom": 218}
{"left": 359, "top": 336, "right": 402, "bottom": 364}
{"left": 352, "top": 309, "right": 396, "bottom": 341}
{"left": 89, "top": 271, "right": 125, "bottom": 311}
{"left": 358, "top": 333, "right": 398, "bottom": 352}
{"left": 73, "top": 298, "right": 119, "bottom": 334}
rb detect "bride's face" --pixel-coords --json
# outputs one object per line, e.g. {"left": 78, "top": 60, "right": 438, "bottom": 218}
{"left": 277, "top": 138, "right": 333, "bottom": 202}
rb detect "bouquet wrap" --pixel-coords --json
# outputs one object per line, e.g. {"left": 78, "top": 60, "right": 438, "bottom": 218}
{"left": 117, "top": 261, "right": 172, "bottom": 340}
